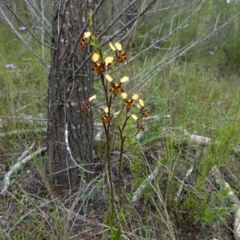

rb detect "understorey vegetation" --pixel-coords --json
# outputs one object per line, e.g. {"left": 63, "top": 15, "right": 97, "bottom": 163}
{"left": 1, "top": 1, "right": 240, "bottom": 239}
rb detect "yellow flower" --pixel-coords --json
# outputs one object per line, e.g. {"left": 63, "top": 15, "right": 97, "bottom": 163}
{"left": 88, "top": 95, "right": 96, "bottom": 101}
{"left": 105, "top": 74, "right": 113, "bottom": 82}
{"left": 107, "top": 76, "right": 129, "bottom": 96}
{"left": 120, "top": 76, "right": 129, "bottom": 83}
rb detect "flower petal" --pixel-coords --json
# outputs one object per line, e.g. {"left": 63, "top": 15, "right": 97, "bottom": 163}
{"left": 132, "top": 94, "right": 139, "bottom": 100}
{"left": 92, "top": 52, "right": 100, "bottom": 62}
{"left": 109, "top": 42, "right": 116, "bottom": 51}
{"left": 89, "top": 95, "right": 96, "bottom": 101}
{"left": 114, "top": 111, "right": 121, "bottom": 115}
{"left": 131, "top": 114, "right": 138, "bottom": 121}
{"left": 105, "top": 74, "right": 113, "bottom": 82}
{"left": 84, "top": 31, "right": 91, "bottom": 38}
{"left": 115, "top": 42, "right": 122, "bottom": 51}
{"left": 104, "top": 107, "right": 109, "bottom": 113}
{"left": 105, "top": 56, "right": 114, "bottom": 65}
{"left": 121, "top": 93, "right": 128, "bottom": 99}
{"left": 120, "top": 76, "right": 129, "bottom": 83}
{"left": 139, "top": 98, "right": 144, "bottom": 107}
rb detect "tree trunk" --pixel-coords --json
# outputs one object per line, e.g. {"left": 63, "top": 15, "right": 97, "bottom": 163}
{"left": 47, "top": 0, "right": 94, "bottom": 189}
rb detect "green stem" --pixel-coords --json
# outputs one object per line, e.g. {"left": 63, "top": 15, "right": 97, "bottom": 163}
{"left": 103, "top": 122, "right": 115, "bottom": 238}
{"left": 117, "top": 113, "right": 130, "bottom": 199}
{"left": 101, "top": 71, "right": 115, "bottom": 238}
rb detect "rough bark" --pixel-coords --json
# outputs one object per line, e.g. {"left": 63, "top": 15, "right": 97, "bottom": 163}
{"left": 47, "top": 0, "right": 94, "bottom": 188}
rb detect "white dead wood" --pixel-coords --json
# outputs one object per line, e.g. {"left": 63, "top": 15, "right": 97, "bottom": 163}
{"left": 210, "top": 165, "right": 240, "bottom": 240}
{"left": 0, "top": 146, "right": 47, "bottom": 196}
{"left": 64, "top": 123, "right": 94, "bottom": 174}
{"left": 184, "top": 129, "right": 211, "bottom": 145}
{"left": 175, "top": 166, "right": 194, "bottom": 201}
{"left": 131, "top": 162, "right": 161, "bottom": 203}
{"left": 17, "top": 142, "right": 35, "bottom": 162}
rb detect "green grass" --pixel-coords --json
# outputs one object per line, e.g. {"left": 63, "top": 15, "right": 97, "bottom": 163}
{"left": 0, "top": 24, "right": 48, "bottom": 166}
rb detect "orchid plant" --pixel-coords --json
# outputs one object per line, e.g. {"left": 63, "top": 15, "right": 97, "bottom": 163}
{"left": 80, "top": 29, "right": 149, "bottom": 239}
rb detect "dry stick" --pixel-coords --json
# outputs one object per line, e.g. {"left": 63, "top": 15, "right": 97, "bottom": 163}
{"left": 64, "top": 122, "right": 95, "bottom": 174}
{"left": 210, "top": 166, "right": 240, "bottom": 240}
{"left": 0, "top": 115, "right": 48, "bottom": 122}
{"left": 131, "top": 162, "right": 161, "bottom": 203}
{"left": 175, "top": 166, "right": 194, "bottom": 201}
{"left": 175, "top": 130, "right": 211, "bottom": 200}
{"left": 0, "top": 146, "right": 47, "bottom": 196}
{"left": 17, "top": 142, "right": 35, "bottom": 162}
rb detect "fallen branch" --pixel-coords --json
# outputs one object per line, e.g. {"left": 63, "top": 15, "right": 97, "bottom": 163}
{"left": 0, "top": 146, "right": 47, "bottom": 196}
{"left": 65, "top": 123, "right": 94, "bottom": 174}
{"left": 175, "top": 165, "right": 194, "bottom": 201}
{"left": 131, "top": 162, "right": 161, "bottom": 203}
{"left": 210, "top": 165, "right": 240, "bottom": 240}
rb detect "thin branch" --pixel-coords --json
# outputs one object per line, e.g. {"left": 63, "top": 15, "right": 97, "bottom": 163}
{"left": 64, "top": 122, "right": 95, "bottom": 174}
{"left": 0, "top": 146, "right": 47, "bottom": 196}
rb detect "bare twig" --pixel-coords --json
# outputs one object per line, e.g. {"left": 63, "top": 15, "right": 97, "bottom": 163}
{"left": 64, "top": 123, "right": 94, "bottom": 174}
{"left": 210, "top": 165, "right": 240, "bottom": 240}
{"left": 0, "top": 146, "right": 47, "bottom": 195}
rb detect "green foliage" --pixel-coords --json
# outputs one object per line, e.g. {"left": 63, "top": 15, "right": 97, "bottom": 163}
{"left": 180, "top": 186, "right": 232, "bottom": 227}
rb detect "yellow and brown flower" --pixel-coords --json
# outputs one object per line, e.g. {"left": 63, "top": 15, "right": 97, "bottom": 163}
{"left": 92, "top": 62, "right": 105, "bottom": 75}
{"left": 124, "top": 98, "right": 135, "bottom": 110}
{"left": 102, "top": 113, "right": 111, "bottom": 124}
{"left": 80, "top": 32, "right": 91, "bottom": 48}
{"left": 110, "top": 82, "right": 124, "bottom": 95}
{"left": 118, "top": 51, "right": 127, "bottom": 63}
{"left": 141, "top": 108, "right": 150, "bottom": 118}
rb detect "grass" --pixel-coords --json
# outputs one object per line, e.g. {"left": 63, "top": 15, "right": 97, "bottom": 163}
{"left": 0, "top": 24, "right": 48, "bottom": 166}
{"left": 1, "top": 2, "right": 240, "bottom": 239}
